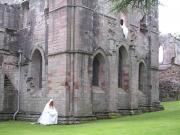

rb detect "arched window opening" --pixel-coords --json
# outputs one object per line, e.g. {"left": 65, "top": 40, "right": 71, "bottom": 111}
{"left": 118, "top": 46, "right": 128, "bottom": 90}
{"left": 139, "top": 62, "right": 146, "bottom": 91}
{"left": 159, "top": 46, "right": 164, "bottom": 64}
{"left": 118, "top": 52, "right": 123, "bottom": 88}
{"left": 120, "top": 19, "right": 124, "bottom": 26}
{"left": 93, "top": 57, "right": 100, "bottom": 86}
{"left": 92, "top": 54, "right": 105, "bottom": 87}
{"left": 31, "top": 50, "right": 42, "bottom": 89}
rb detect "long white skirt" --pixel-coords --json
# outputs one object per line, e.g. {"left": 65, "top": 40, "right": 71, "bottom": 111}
{"left": 38, "top": 107, "right": 58, "bottom": 125}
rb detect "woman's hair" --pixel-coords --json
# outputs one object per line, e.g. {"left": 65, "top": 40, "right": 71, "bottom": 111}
{"left": 49, "top": 100, "right": 54, "bottom": 107}
{"left": 120, "top": 19, "right": 124, "bottom": 26}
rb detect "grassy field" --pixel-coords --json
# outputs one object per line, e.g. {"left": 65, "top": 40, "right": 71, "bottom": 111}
{"left": 0, "top": 101, "right": 180, "bottom": 135}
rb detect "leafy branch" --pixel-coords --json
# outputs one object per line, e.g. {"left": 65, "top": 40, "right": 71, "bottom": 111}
{"left": 110, "top": 0, "right": 159, "bottom": 13}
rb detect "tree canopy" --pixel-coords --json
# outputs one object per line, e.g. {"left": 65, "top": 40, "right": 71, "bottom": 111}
{"left": 110, "top": 0, "right": 159, "bottom": 12}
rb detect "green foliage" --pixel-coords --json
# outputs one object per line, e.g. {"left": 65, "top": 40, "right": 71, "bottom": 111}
{"left": 1, "top": 101, "right": 180, "bottom": 135}
{"left": 110, "top": 0, "right": 159, "bottom": 12}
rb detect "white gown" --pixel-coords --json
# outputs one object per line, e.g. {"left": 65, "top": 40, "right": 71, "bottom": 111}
{"left": 38, "top": 99, "right": 58, "bottom": 125}
{"left": 121, "top": 24, "right": 128, "bottom": 39}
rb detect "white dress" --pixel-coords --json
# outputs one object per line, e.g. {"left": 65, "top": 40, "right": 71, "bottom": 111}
{"left": 121, "top": 24, "right": 128, "bottom": 39}
{"left": 38, "top": 99, "right": 58, "bottom": 125}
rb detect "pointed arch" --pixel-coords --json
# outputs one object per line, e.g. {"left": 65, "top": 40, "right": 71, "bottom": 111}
{"left": 138, "top": 62, "right": 146, "bottom": 92}
{"left": 31, "top": 49, "right": 42, "bottom": 89}
{"left": 91, "top": 51, "right": 109, "bottom": 113}
{"left": 118, "top": 46, "right": 129, "bottom": 90}
{"left": 92, "top": 53, "right": 106, "bottom": 87}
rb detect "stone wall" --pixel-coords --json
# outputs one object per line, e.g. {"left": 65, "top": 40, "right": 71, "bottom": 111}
{"left": 48, "top": 0, "right": 69, "bottom": 117}
{"left": 0, "top": 0, "right": 22, "bottom": 5}
{"left": 0, "top": 0, "right": 163, "bottom": 122}
{"left": 17, "top": 0, "right": 48, "bottom": 114}
{"left": 0, "top": 2, "right": 20, "bottom": 118}
{"left": 159, "top": 34, "right": 180, "bottom": 102}
{"left": 159, "top": 64, "right": 180, "bottom": 101}
{"left": 0, "top": 0, "right": 48, "bottom": 120}
{"left": 160, "top": 34, "right": 180, "bottom": 65}
{"left": 0, "top": 4, "right": 20, "bottom": 29}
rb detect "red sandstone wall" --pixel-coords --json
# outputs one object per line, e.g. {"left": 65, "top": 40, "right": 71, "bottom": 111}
{"left": 48, "top": 0, "right": 68, "bottom": 115}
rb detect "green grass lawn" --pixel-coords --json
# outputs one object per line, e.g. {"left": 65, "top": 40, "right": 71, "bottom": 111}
{"left": 1, "top": 101, "right": 180, "bottom": 135}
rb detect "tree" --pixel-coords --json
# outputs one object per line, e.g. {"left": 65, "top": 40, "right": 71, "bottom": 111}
{"left": 110, "top": 0, "right": 159, "bottom": 12}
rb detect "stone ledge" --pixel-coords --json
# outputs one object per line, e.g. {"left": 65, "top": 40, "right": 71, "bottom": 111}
{"left": 0, "top": 112, "right": 97, "bottom": 124}
{"left": 118, "top": 104, "right": 164, "bottom": 116}
{"left": 118, "top": 109, "right": 142, "bottom": 115}
{"left": 0, "top": 105, "right": 164, "bottom": 124}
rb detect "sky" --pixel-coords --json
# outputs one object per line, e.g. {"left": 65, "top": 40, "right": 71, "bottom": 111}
{"left": 159, "top": 0, "right": 180, "bottom": 34}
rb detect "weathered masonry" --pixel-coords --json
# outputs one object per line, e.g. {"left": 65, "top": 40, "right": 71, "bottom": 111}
{"left": 0, "top": 0, "right": 163, "bottom": 123}
{"left": 159, "top": 34, "right": 180, "bottom": 102}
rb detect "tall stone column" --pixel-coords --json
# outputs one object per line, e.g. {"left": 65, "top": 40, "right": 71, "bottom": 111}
{"left": 0, "top": 66, "right": 4, "bottom": 112}
{"left": 148, "top": 31, "right": 162, "bottom": 109}
{"left": 108, "top": 51, "right": 118, "bottom": 112}
{"left": 128, "top": 44, "right": 139, "bottom": 113}
{"left": 48, "top": 0, "right": 70, "bottom": 117}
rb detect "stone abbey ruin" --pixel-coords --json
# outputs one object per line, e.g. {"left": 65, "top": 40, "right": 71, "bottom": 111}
{"left": 0, "top": 0, "right": 163, "bottom": 123}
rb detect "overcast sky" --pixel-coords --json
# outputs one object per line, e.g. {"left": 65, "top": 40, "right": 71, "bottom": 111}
{"left": 159, "top": 0, "right": 180, "bottom": 34}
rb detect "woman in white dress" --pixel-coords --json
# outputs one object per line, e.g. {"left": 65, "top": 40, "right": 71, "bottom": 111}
{"left": 38, "top": 99, "right": 58, "bottom": 125}
{"left": 120, "top": 19, "right": 128, "bottom": 39}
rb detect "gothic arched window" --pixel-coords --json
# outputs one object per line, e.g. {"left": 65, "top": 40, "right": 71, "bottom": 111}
{"left": 31, "top": 50, "right": 42, "bottom": 89}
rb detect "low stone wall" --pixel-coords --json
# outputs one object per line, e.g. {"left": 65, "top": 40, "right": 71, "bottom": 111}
{"left": 0, "top": 103, "right": 164, "bottom": 123}
{"left": 159, "top": 64, "right": 180, "bottom": 101}
{"left": 159, "top": 80, "right": 180, "bottom": 101}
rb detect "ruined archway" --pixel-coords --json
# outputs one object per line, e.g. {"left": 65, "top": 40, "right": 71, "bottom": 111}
{"left": 138, "top": 61, "right": 148, "bottom": 106}
{"left": 92, "top": 52, "right": 108, "bottom": 113}
{"left": 92, "top": 53, "right": 106, "bottom": 87}
{"left": 138, "top": 62, "right": 146, "bottom": 92}
{"left": 31, "top": 49, "right": 42, "bottom": 89}
{"left": 118, "top": 46, "right": 129, "bottom": 90}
